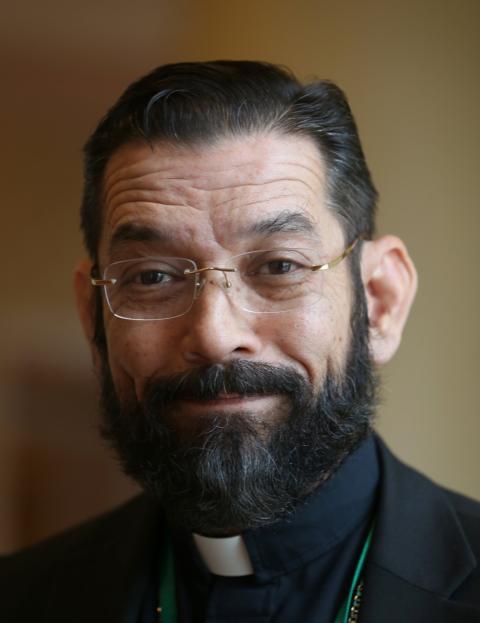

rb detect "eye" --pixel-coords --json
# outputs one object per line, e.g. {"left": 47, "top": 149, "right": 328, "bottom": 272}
{"left": 258, "top": 259, "right": 301, "bottom": 275}
{"left": 115, "top": 261, "right": 185, "bottom": 287}
{"left": 249, "top": 252, "right": 308, "bottom": 276}
{"left": 136, "top": 270, "right": 173, "bottom": 285}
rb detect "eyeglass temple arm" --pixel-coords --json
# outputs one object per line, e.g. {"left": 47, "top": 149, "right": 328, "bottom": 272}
{"left": 311, "top": 237, "right": 361, "bottom": 272}
{"left": 90, "top": 264, "right": 117, "bottom": 287}
{"left": 91, "top": 278, "right": 117, "bottom": 286}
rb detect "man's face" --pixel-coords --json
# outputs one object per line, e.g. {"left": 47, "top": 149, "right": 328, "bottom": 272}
{"left": 91, "top": 133, "right": 377, "bottom": 534}
{"left": 99, "top": 133, "right": 354, "bottom": 413}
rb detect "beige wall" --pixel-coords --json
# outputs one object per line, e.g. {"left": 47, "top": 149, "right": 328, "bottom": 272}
{"left": 1, "top": 0, "right": 478, "bottom": 552}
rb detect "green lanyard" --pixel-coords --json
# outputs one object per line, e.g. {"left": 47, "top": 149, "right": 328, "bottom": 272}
{"left": 157, "top": 525, "right": 374, "bottom": 623}
{"left": 334, "top": 524, "right": 374, "bottom": 623}
{"left": 157, "top": 536, "right": 178, "bottom": 623}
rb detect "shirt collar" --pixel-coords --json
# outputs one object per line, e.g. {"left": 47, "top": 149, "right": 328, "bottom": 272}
{"left": 192, "top": 533, "right": 254, "bottom": 576}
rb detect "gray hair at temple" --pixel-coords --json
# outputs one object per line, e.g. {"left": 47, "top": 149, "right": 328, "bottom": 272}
{"left": 81, "top": 60, "right": 378, "bottom": 261}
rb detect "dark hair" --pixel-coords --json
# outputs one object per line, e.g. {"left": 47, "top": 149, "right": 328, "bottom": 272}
{"left": 81, "top": 60, "right": 377, "bottom": 260}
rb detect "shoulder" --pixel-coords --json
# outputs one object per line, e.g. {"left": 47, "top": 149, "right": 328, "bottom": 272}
{"left": 441, "top": 486, "right": 480, "bottom": 602}
{"left": 376, "top": 434, "right": 480, "bottom": 543}
{"left": 442, "top": 484, "right": 480, "bottom": 570}
{"left": 1, "top": 494, "right": 152, "bottom": 566}
{"left": 0, "top": 494, "right": 159, "bottom": 620}
{"left": 382, "top": 435, "right": 480, "bottom": 536}
{"left": 443, "top": 485, "right": 480, "bottom": 520}
{"left": 373, "top": 434, "right": 480, "bottom": 607}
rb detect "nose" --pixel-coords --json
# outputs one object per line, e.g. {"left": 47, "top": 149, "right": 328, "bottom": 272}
{"left": 180, "top": 276, "right": 263, "bottom": 365}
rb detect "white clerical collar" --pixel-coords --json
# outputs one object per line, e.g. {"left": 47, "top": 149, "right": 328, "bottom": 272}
{"left": 193, "top": 533, "right": 254, "bottom": 576}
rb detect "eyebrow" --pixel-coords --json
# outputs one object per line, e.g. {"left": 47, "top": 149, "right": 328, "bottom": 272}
{"left": 242, "top": 210, "right": 317, "bottom": 237}
{"left": 109, "top": 223, "right": 170, "bottom": 255}
{"left": 108, "top": 210, "right": 318, "bottom": 255}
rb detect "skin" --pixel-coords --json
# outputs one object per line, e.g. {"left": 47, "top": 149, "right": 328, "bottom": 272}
{"left": 75, "top": 133, "right": 417, "bottom": 429}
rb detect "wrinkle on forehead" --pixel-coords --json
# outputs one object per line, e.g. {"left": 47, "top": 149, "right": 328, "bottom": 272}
{"left": 103, "top": 133, "right": 325, "bottom": 195}
{"left": 104, "top": 166, "right": 324, "bottom": 217}
{"left": 100, "top": 133, "right": 336, "bottom": 257}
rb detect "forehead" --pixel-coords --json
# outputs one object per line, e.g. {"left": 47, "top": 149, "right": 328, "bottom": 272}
{"left": 100, "top": 132, "right": 342, "bottom": 259}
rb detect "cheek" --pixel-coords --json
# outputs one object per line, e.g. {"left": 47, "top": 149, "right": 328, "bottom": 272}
{"left": 105, "top": 320, "right": 178, "bottom": 401}
{"left": 262, "top": 294, "right": 351, "bottom": 387}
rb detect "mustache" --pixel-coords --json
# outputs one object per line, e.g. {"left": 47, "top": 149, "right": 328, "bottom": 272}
{"left": 142, "top": 360, "right": 312, "bottom": 409}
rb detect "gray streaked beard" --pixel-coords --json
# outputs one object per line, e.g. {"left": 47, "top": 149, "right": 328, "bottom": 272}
{"left": 98, "top": 270, "right": 378, "bottom": 535}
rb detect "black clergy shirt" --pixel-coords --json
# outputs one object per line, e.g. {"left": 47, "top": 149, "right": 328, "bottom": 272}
{"left": 139, "top": 434, "right": 380, "bottom": 622}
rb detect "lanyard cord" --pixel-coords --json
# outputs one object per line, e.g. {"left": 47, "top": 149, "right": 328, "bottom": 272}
{"left": 157, "top": 524, "right": 374, "bottom": 623}
{"left": 157, "top": 535, "right": 177, "bottom": 623}
{"left": 334, "top": 523, "right": 374, "bottom": 623}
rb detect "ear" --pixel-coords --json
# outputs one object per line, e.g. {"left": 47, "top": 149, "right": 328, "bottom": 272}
{"left": 73, "top": 257, "right": 102, "bottom": 370}
{"left": 361, "top": 235, "right": 418, "bottom": 365}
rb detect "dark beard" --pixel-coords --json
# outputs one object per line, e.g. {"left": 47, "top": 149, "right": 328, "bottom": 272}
{"left": 98, "top": 280, "right": 378, "bottom": 535}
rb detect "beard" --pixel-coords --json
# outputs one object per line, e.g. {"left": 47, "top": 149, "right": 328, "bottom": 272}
{"left": 97, "top": 275, "right": 378, "bottom": 536}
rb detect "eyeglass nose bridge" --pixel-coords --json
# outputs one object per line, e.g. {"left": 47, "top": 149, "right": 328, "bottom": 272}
{"left": 184, "top": 266, "right": 237, "bottom": 298}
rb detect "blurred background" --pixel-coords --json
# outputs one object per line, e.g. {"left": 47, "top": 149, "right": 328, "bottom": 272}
{"left": 1, "top": 0, "right": 479, "bottom": 554}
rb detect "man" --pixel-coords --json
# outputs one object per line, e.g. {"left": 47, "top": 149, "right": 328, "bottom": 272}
{"left": 2, "top": 60, "right": 479, "bottom": 622}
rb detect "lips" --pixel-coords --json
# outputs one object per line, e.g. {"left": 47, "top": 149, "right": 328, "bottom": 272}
{"left": 217, "top": 393, "right": 243, "bottom": 399}
{"left": 178, "top": 393, "right": 275, "bottom": 409}
{"left": 181, "top": 393, "right": 258, "bottom": 403}
{"left": 181, "top": 392, "right": 258, "bottom": 402}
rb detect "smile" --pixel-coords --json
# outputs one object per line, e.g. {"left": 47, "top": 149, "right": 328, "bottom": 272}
{"left": 178, "top": 394, "right": 278, "bottom": 411}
